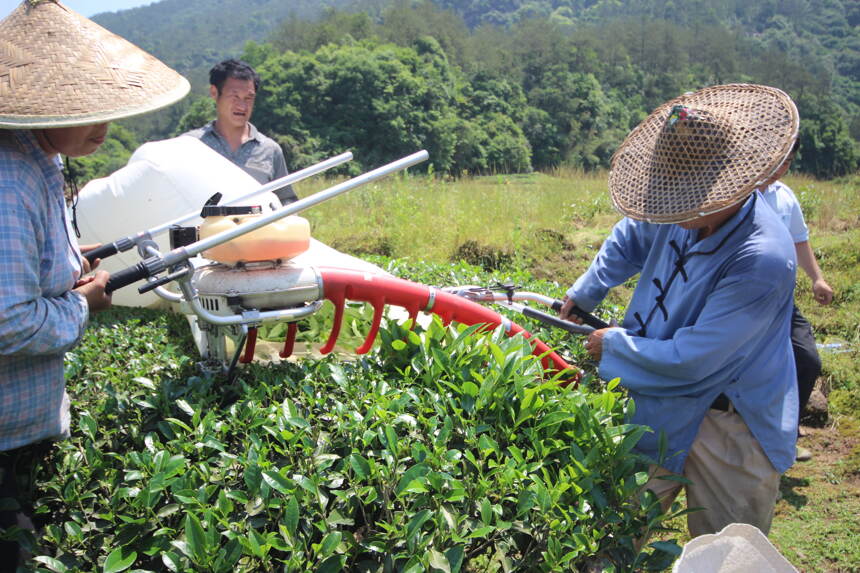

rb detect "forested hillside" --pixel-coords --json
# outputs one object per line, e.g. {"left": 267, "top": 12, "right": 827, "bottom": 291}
{"left": 93, "top": 0, "right": 362, "bottom": 72}
{"left": 92, "top": 0, "right": 367, "bottom": 91}
{"left": 435, "top": 0, "right": 860, "bottom": 129}
{"left": 83, "top": 0, "right": 859, "bottom": 181}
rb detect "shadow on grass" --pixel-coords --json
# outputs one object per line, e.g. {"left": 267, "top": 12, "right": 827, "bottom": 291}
{"left": 779, "top": 474, "right": 810, "bottom": 509}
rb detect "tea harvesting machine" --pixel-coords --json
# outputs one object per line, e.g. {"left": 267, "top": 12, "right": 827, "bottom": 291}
{"left": 92, "top": 150, "right": 608, "bottom": 383}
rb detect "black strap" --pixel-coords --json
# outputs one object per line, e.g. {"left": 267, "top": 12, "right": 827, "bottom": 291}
{"left": 669, "top": 240, "right": 688, "bottom": 282}
{"left": 651, "top": 278, "right": 669, "bottom": 321}
{"left": 63, "top": 156, "right": 81, "bottom": 239}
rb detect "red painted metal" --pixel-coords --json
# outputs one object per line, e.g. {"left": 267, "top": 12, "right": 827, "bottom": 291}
{"left": 317, "top": 268, "right": 579, "bottom": 385}
{"left": 279, "top": 322, "right": 299, "bottom": 359}
{"left": 241, "top": 327, "right": 258, "bottom": 364}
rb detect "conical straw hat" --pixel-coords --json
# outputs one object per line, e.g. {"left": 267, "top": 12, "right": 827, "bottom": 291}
{"left": 608, "top": 84, "right": 799, "bottom": 224}
{"left": 0, "top": 0, "right": 189, "bottom": 128}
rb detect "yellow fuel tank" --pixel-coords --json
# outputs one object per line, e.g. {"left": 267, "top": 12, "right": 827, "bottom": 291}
{"left": 198, "top": 213, "right": 311, "bottom": 264}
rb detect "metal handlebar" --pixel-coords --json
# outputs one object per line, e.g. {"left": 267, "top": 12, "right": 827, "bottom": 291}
{"left": 86, "top": 151, "right": 353, "bottom": 265}
{"left": 105, "top": 150, "right": 429, "bottom": 294}
{"left": 442, "top": 286, "right": 610, "bottom": 331}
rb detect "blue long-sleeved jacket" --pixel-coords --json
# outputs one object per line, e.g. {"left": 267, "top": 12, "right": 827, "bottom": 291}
{"left": 567, "top": 192, "right": 798, "bottom": 473}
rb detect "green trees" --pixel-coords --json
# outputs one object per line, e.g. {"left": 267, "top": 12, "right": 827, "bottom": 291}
{"left": 225, "top": 7, "right": 639, "bottom": 176}
{"left": 246, "top": 37, "right": 533, "bottom": 175}
{"left": 252, "top": 41, "right": 451, "bottom": 172}
{"left": 795, "top": 93, "right": 859, "bottom": 178}
{"left": 172, "top": 98, "right": 216, "bottom": 136}
{"left": 87, "top": 0, "right": 857, "bottom": 182}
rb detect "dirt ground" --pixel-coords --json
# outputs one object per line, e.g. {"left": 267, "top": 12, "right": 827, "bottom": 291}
{"left": 769, "top": 420, "right": 860, "bottom": 572}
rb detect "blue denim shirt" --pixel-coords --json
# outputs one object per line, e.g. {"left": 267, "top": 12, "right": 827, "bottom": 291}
{"left": 0, "top": 130, "right": 88, "bottom": 451}
{"left": 567, "top": 193, "right": 798, "bottom": 473}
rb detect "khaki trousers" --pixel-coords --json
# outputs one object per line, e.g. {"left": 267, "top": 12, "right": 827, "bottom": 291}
{"left": 644, "top": 407, "right": 781, "bottom": 537}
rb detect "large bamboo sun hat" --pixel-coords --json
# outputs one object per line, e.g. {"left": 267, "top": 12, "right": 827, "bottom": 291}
{"left": 608, "top": 84, "right": 799, "bottom": 224}
{"left": 0, "top": 0, "right": 189, "bottom": 128}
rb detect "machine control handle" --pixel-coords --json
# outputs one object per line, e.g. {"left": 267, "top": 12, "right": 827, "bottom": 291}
{"left": 105, "top": 256, "right": 166, "bottom": 294}
{"left": 105, "top": 262, "right": 149, "bottom": 294}
{"left": 137, "top": 267, "right": 191, "bottom": 294}
{"left": 550, "top": 299, "right": 610, "bottom": 329}
{"left": 521, "top": 306, "right": 595, "bottom": 336}
{"left": 84, "top": 237, "right": 135, "bottom": 265}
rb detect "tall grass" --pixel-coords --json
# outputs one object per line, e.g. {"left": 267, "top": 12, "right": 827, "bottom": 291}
{"left": 298, "top": 171, "right": 615, "bottom": 266}
{"left": 298, "top": 171, "right": 857, "bottom": 259}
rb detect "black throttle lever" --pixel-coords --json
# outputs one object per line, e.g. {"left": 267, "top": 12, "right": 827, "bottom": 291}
{"left": 548, "top": 299, "right": 611, "bottom": 330}
{"left": 137, "top": 267, "right": 191, "bottom": 294}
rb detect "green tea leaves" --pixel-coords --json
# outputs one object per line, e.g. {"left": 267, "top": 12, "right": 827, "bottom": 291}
{"left": 103, "top": 547, "right": 137, "bottom": 573}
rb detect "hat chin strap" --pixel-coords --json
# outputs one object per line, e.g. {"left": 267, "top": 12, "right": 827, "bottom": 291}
{"left": 34, "top": 128, "right": 84, "bottom": 238}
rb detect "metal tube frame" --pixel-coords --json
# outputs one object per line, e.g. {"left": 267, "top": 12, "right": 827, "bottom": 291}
{"left": 111, "top": 150, "right": 428, "bottom": 367}
{"left": 177, "top": 277, "right": 324, "bottom": 327}
{"left": 441, "top": 286, "right": 557, "bottom": 308}
{"left": 124, "top": 152, "right": 354, "bottom": 253}
{"left": 170, "top": 151, "right": 428, "bottom": 264}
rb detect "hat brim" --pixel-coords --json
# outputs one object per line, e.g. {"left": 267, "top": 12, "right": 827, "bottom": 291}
{"left": 0, "top": 78, "right": 190, "bottom": 128}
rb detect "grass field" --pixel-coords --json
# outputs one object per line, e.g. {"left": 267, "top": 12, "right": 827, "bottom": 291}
{"left": 298, "top": 169, "right": 860, "bottom": 572}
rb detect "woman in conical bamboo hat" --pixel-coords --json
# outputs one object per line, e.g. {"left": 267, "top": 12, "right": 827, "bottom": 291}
{"left": 0, "top": 2, "right": 188, "bottom": 568}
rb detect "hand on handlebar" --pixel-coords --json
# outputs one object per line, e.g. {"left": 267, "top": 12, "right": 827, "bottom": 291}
{"left": 560, "top": 296, "right": 612, "bottom": 360}
{"left": 74, "top": 269, "right": 112, "bottom": 312}
{"left": 583, "top": 328, "right": 610, "bottom": 360}
{"left": 79, "top": 243, "right": 103, "bottom": 273}
{"left": 559, "top": 295, "right": 583, "bottom": 324}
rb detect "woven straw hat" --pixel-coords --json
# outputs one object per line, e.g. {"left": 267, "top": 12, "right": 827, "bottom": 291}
{"left": 0, "top": 0, "right": 189, "bottom": 128}
{"left": 609, "top": 84, "right": 799, "bottom": 223}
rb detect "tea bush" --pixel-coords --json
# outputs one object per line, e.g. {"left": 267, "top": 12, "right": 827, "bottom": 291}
{"left": 30, "top": 306, "right": 681, "bottom": 572}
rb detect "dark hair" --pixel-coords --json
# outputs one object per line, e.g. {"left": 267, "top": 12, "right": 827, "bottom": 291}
{"left": 209, "top": 59, "right": 260, "bottom": 94}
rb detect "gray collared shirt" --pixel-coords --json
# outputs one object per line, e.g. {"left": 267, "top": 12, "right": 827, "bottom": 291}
{"left": 183, "top": 121, "right": 297, "bottom": 204}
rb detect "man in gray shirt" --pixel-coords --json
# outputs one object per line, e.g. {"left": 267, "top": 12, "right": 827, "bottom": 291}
{"left": 184, "top": 59, "right": 297, "bottom": 205}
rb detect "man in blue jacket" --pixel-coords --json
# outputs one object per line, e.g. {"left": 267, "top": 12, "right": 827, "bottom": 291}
{"left": 561, "top": 84, "right": 799, "bottom": 537}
